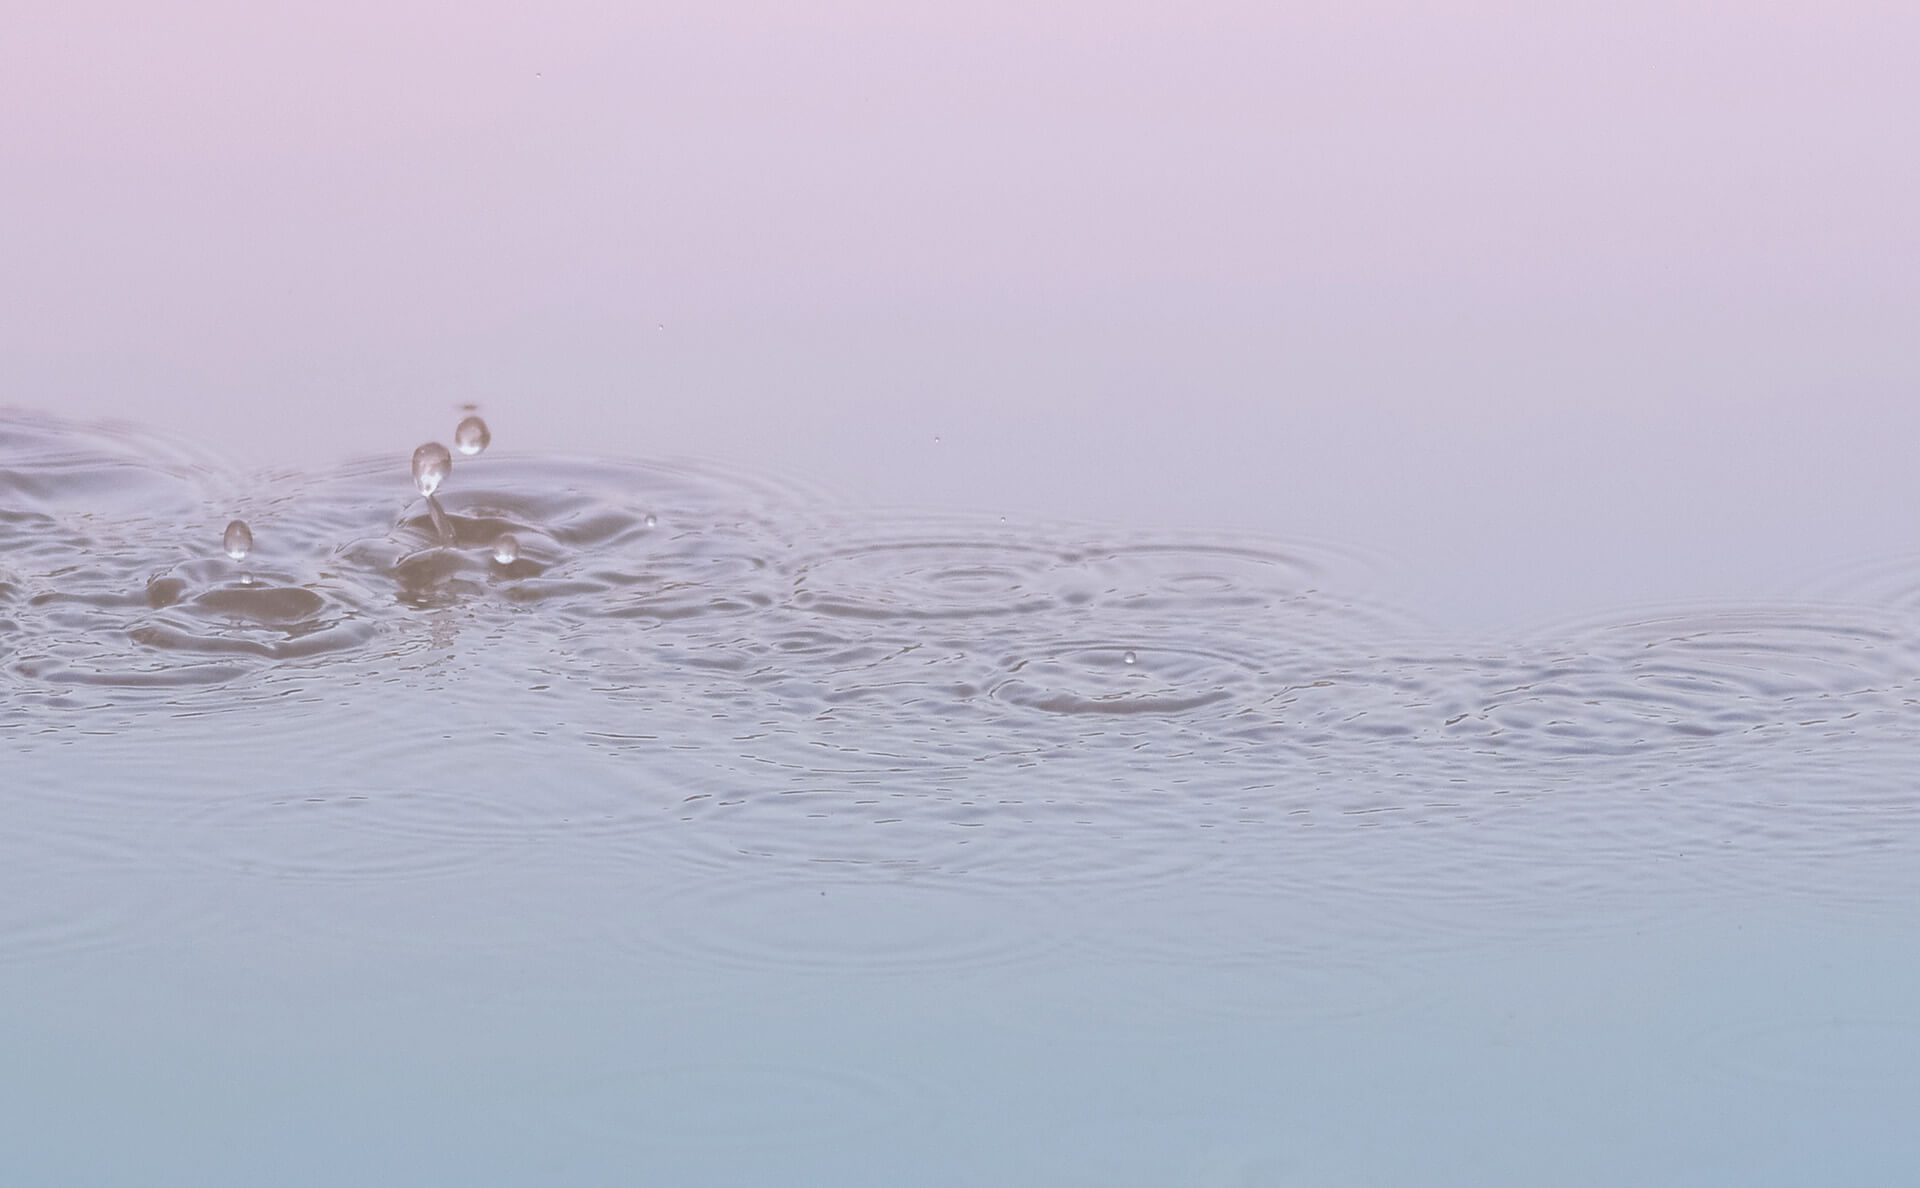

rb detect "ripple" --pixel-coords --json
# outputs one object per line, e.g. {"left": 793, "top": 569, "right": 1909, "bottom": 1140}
{"left": 0, "top": 409, "right": 218, "bottom": 519}
{"left": 972, "top": 950, "right": 1409, "bottom": 1036}
{"left": 11, "top": 407, "right": 1920, "bottom": 927}
{"left": 1698, "top": 1016, "right": 1920, "bottom": 1092}
{"left": 0, "top": 883, "right": 144, "bottom": 963}
{"left": 1546, "top": 605, "right": 1920, "bottom": 712}
{"left": 176, "top": 785, "right": 525, "bottom": 882}
{"left": 990, "top": 641, "right": 1263, "bottom": 717}
{"left": 550, "top": 1059, "right": 925, "bottom": 1150}
{"left": 1787, "top": 550, "right": 1920, "bottom": 613}
{"left": 0, "top": 823, "right": 224, "bottom": 963}
{"left": 1067, "top": 540, "right": 1326, "bottom": 612}
{"left": 621, "top": 871, "right": 1065, "bottom": 975}
{"left": 788, "top": 527, "right": 1074, "bottom": 621}
{"left": 656, "top": 751, "right": 1225, "bottom": 889}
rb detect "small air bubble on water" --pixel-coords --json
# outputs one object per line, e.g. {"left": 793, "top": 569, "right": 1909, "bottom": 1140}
{"left": 412, "top": 442, "right": 452, "bottom": 496}
{"left": 1123, "top": 650, "right": 1138, "bottom": 665}
{"left": 492, "top": 533, "right": 520, "bottom": 565}
{"left": 223, "top": 519, "right": 252, "bottom": 561}
{"left": 454, "top": 415, "right": 491, "bottom": 456}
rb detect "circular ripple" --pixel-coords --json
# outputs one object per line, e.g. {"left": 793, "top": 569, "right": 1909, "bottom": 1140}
{"left": 1544, "top": 605, "right": 1920, "bottom": 715}
{"left": 1070, "top": 541, "right": 1321, "bottom": 611}
{"left": 652, "top": 749, "right": 1224, "bottom": 889}
{"left": 0, "top": 831, "right": 230, "bottom": 963}
{"left": 176, "top": 785, "right": 526, "bottom": 882}
{"left": 788, "top": 530, "right": 1075, "bottom": 621}
{"left": 1134, "top": 958, "right": 1409, "bottom": 1027}
{"left": 0, "top": 409, "right": 219, "bottom": 520}
{"left": 1698, "top": 1016, "right": 1920, "bottom": 1091}
{"left": 0, "top": 885, "right": 145, "bottom": 963}
{"left": 1786, "top": 550, "right": 1920, "bottom": 613}
{"left": 990, "top": 642, "right": 1264, "bottom": 717}
{"left": 550, "top": 1059, "right": 924, "bottom": 1150}
{"left": 620, "top": 871, "right": 1065, "bottom": 976}
{"left": 973, "top": 953, "right": 1409, "bottom": 1038}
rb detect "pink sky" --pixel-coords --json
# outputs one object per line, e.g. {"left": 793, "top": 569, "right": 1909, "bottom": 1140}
{"left": 4, "top": 1, "right": 1917, "bottom": 627}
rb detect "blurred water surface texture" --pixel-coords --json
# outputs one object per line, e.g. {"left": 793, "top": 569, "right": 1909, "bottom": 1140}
{"left": 3, "top": 408, "right": 1919, "bottom": 1185}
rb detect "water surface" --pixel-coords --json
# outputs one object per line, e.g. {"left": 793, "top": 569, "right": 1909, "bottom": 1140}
{"left": 4, "top": 409, "right": 1918, "bottom": 1185}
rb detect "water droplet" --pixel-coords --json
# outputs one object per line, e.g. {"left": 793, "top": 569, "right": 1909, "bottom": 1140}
{"left": 223, "top": 519, "right": 252, "bottom": 561}
{"left": 492, "top": 533, "right": 520, "bottom": 565}
{"left": 412, "top": 442, "right": 452, "bottom": 496}
{"left": 644, "top": 514, "right": 657, "bottom": 529}
{"left": 454, "top": 415, "right": 491, "bottom": 457}
{"left": 240, "top": 572, "right": 254, "bottom": 586}
{"left": 1123, "top": 650, "right": 1138, "bottom": 665}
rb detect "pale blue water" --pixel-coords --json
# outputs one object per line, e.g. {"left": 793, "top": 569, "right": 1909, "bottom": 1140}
{"left": 4, "top": 409, "right": 1919, "bottom": 1185}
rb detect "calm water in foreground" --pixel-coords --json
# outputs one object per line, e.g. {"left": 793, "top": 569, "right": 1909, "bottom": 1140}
{"left": 4, "top": 408, "right": 1918, "bottom": 1185}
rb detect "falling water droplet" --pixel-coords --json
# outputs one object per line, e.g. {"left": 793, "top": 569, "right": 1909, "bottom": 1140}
{"left": 412, "top": 442, "right": 452, "bottom": 496}
{"left": 492, "top": 533, "right": 520, "bottom": 565}
{"left": 644, "top": 514, "right": 657, "bottom": 529}
{"left": 223, "top": 519, "right": 252, "bottom": 561}
{"left": 1122, "top": 650, "right": 1138, "bottom": 665}
{"left": 454, "top": 415, "right": 491, "bottom": 456}
{"left": 240, "top": 571, "right": 254, "bottom": 586}
{"left": 222, "top": 518, "right": 253, "bottom": 560}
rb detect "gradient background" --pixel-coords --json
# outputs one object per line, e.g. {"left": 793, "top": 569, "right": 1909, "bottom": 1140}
{"left": 5, "top": 0, "right": 1916, "bottom": 629}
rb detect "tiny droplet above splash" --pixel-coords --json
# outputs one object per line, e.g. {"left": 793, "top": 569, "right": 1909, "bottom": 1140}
{"left": 644, "top": 514, "right": 657, "bottom": 529}
{"left": 454, "top": 415, "right": 491, "bottom": 456}
{"left": 1123, "top": 650, "right": 1138, "bottom": 665}
{"left": 223, "top": 519, "right": 252, "bottom": 561}
{"left": 492, "top": 533, "right": 520, "bottom": 565}
{"left": 412, "top": 442, "right": 452, "bottom": 496}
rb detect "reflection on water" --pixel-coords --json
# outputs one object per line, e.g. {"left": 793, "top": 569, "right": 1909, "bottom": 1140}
{"left": 4, "top": 409, "right": 1920, "bottom": 1184}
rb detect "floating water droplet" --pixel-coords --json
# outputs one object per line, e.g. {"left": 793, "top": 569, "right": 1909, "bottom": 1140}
{"left": 492, "top": 533, "right": 520, "bottom": 565}
{"left": 1123, "top": 650, "right": 1138, "bottom": 665}
{"left": 454, "top": 415, "right": 491, "bottom": 456}
{"left": 644, "top": 514, "right": 658, "bottom": 529}
{"left": 412, "top": 442, "right": 452, "bottom": 496}
{"left": 240, "top": 572, "right": 254, "bottom": 586}
{"left": 222, "top": 519, "right": 252, "bottom": 561}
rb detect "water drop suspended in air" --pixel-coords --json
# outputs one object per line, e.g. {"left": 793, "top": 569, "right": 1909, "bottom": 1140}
{"left": 454, "top": 415, "right": 491, "bottom": 456}
{"left": 644, "top": 514, "right": 657, "bottom": 529}
{"left": 412, "top": 442, "right": 452, "bottom": 496}
{"left": 1123, "top": 650, "right": 1138, "bottom": 665}
{"left": 223, "top": 519, "right": 252, "bottom": 561}
{"left": 492, "top": 533, "right": 520, "bottom": 565}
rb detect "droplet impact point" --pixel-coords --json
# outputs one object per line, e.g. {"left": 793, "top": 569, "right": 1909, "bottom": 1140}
{"left": 454, "top": 415, "right": 491, "bottom": 457}
{"left": 412, "top": 442, "right": 452, "bottom": 497}
{"left": 223, "top": 519, "right": 252, "bottom": 561}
